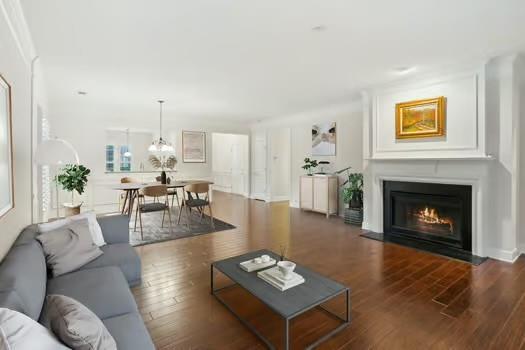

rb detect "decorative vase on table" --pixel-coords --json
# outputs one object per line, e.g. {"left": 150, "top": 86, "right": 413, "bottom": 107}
{"left": 160, "top": 170, "right": 167, "bottom": 184}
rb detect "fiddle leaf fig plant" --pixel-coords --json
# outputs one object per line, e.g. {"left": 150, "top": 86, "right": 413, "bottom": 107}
{"left": 55, "top": 164, "right": 91, "bottom": 205}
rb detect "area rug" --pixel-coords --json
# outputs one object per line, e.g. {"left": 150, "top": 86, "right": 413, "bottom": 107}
{"left": 128, "top": 209, "right": 236, "bottom": 246}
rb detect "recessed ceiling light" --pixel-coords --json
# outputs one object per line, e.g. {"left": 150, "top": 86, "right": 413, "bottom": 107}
{"left": 77, "top": 91, "right": 88, "bottom": 95}
{"left": 393, "top": 66, "right": 416, "bottom": 74}
{"left": 312, "top": 25, "right": 327, "bottom": 32}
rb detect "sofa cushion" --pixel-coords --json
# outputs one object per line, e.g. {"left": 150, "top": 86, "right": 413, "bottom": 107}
{"left": 39, "top": 212, "right": 106, "bottom": 247}
{"left": 0, "top": 240, "right": 47, "bottom": 321}
{"left": 37, "top": 219, "right": 104, "bottom": 277}
{"left": 46, "top": 294, "right": 117, "bottom": 350}
{"left": 102, "top": 312, "right": 155, "bottom": 350}
{"left": 0, "top": 308, "right": 69, "bottom": 350}
{"left": 78, "top": 243, "right": 141, "bottom": 287}
{"left": 12, "top": 224, "right": 40, "bottom": 247}
{"left": 46, "top": 266, "right": 137, "bottom": 320}
{"left": 97, "top": 215, "right": 131, "bottom": 245}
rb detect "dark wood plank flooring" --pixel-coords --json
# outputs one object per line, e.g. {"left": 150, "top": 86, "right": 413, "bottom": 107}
{"left": 132, "top": 191, "right": 525, "bottom": 350}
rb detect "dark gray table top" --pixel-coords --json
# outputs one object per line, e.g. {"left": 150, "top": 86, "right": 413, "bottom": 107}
{"left": 212, "top": 249, "right": 349, "bottom": 318}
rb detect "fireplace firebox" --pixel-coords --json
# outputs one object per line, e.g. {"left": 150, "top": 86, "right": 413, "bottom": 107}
{"left": 383, "top": 181, "right": 472, "bottom": 253}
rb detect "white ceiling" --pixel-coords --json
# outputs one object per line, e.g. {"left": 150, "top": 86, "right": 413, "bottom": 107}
{"left": 20, "top": 0, "right": 525, "bottom": 122}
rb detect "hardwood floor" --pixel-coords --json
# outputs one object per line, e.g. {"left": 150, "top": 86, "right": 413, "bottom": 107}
{"left": 132, "top": 191, "right": 525, "bottom": 350}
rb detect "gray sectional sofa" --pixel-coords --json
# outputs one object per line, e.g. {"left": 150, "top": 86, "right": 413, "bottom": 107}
{"left": 0, "top": 214, "right": 155, "bottom": 350}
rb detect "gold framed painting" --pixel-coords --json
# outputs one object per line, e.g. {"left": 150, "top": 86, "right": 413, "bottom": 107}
{"left": 395, "top": 96, "right": 446, "bottom": 139}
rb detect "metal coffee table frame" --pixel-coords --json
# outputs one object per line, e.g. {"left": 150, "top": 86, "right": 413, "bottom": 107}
{"left": 211, "top": 251, "right": 350, "bottom": 350}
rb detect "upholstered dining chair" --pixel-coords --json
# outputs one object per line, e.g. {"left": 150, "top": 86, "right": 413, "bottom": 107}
{"left": 134, "top": 185, "right": 173, "bottom": 239}
{"left": 178, "top": 183, "right": 214, "bottom": 229}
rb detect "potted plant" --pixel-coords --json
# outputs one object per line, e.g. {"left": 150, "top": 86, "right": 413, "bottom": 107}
{"left": 302, "top": 158, "right": 318, "bottom": 176}
{"left": 337, "top": 168, "right": 363, "bottom": 225}
{"left": 55, "top": 164, "right": 91, "bottom": 216}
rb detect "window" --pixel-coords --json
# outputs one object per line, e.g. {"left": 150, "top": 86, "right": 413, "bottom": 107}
{"left": 119, "top": 145, "right": 131, "bottom": 172}
{"left": 105, "top": 145, "right": 115, "bottom": 172}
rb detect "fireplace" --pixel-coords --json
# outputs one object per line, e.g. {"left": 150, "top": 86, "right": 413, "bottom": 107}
{"left": 383, "top": 181, "right": 472, "bottom": 253}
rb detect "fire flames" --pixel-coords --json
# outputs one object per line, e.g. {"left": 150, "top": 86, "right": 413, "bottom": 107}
{"left": 416, "top": 207, "right": 453, "bottom": 232}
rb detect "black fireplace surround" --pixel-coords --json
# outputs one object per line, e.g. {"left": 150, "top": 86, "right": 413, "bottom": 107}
{"left": 383, "top": 181, "right": 472, "bottom": 254}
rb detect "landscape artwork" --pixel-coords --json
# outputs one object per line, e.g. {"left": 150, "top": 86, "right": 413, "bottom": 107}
{"left": 312, "top": 121, "right": 336, "bottom": 156}
{"left": 395, "top": 96, "right": 446, "bottom": 139}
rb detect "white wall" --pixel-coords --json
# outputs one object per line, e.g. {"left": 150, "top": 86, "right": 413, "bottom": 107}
{"left": 252, "top": 102, "right": 363, "bottom": 214}
{"left": 46, "top": 104, "right": 249, "bottom": 214}
{"left": 516, "top": 56, "right": 525, "bottom": 254}
{"left": 269, "top": 128, "right": 290, "bottom": 201}
{"left": 0, "top": 0, "right": 41, "bottom": 260}
{"left": 363, "top": 55, "right": 524, "bottom": 262}
{"left": 372, "top": 70, "right": 485, "bottom": 159}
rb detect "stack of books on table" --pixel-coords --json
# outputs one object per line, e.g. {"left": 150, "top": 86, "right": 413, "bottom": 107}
{"left": 257, "top": 266, "right": 305, "bottom": 291}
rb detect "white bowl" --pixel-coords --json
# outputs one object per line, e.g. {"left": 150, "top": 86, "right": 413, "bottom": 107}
{"left": 277, "top": 261, "right": 296, "bottom": 280}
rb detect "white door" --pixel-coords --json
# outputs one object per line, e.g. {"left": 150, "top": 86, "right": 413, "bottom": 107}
{"left": 231, "top": 135, "right": 249, "bottom": 196}
{"left": 251, "top": 132, "right": 267, "bottom": 200}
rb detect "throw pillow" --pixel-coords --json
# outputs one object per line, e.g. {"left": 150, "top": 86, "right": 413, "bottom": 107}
{"left": 46, "top": 295, "right": 117, "bottom": 350}
{"left": 36, "top": 219, "right": 103, "bottom": 277}
{"left": 70, "top": 212, "right": 106, "bottom": 246}
{"left": 0, "top": 308, "right": 69, "bottom": 350}
{"left": 38, "top": 211, "right": 106, "bottom": 247}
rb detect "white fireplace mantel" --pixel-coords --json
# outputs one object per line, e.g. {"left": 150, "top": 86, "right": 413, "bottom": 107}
{"left": 361, "top": 56, "right": 524, "bottom": 263}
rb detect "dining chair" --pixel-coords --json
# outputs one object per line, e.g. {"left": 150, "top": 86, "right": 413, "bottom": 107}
{"left": 178, "top": 183, "right": 214, "bottom": 229}
{"left": 119, "top": 177, "right": 144, "bottom": 212}
{"left": 134, "top": 185, "right": 172, "bottom": 239}
{"left": 168, "top": 187, "right": 180, "bottom": 208}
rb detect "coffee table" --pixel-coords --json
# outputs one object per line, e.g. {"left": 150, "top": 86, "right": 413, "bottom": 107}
{"left": 211, "top": 249, "right": 350, "bottom": 349}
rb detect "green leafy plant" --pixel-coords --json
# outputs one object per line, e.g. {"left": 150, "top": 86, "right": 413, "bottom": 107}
{"left": 341, "top": 173, "right": 363, "bottom": 208}
{"left": 55, "top": 164, "right": 91, "bottom": 205}
{"left": 302, "top": 158, "right": 318, "bottom": 175}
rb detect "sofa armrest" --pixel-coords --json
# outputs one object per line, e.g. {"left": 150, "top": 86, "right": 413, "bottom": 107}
{"left": 97, "top": 215, "right": 130, "bottom": 244}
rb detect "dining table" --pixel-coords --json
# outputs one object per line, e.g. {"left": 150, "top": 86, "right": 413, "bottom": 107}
{"left": 112, "top": 180, "right": 213, "bottom": 217}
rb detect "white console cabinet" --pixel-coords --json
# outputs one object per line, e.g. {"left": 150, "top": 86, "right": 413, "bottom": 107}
{"left": 299, "top": 175, "right": 338, "bottom": 218}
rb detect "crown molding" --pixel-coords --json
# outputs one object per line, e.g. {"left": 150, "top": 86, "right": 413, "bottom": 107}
{"left": 0, "top": 0, "right": 36, "bottom": 65}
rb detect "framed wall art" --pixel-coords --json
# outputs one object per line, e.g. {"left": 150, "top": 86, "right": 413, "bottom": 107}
{"left": 0, "top": 74, "right": 13, "bottom": 219}
{"left": 395, "top": 96, "right": 446, "bottom": 139}
{"left": 312, "top": 121, "right": 336, "bottom": 156}
{"left": 182, "top": 130, "right": 206, "bottom": 163}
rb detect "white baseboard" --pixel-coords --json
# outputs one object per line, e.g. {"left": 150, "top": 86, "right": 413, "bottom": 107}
{"left": 269, "top": 195, "right": 289, "bottom": 202}
{"left": 486, "top": 248, "right": 520, "bottom": 263}
{"left": 213, "top": 186, "right": 232, "bottom": 193}
{"left": 249, "top": 193, "right": 267, "bottom": 201}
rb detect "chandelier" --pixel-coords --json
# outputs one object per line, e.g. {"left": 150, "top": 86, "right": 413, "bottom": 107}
{"left": 148, "top": 100, "right": 174, "bottom": 153}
